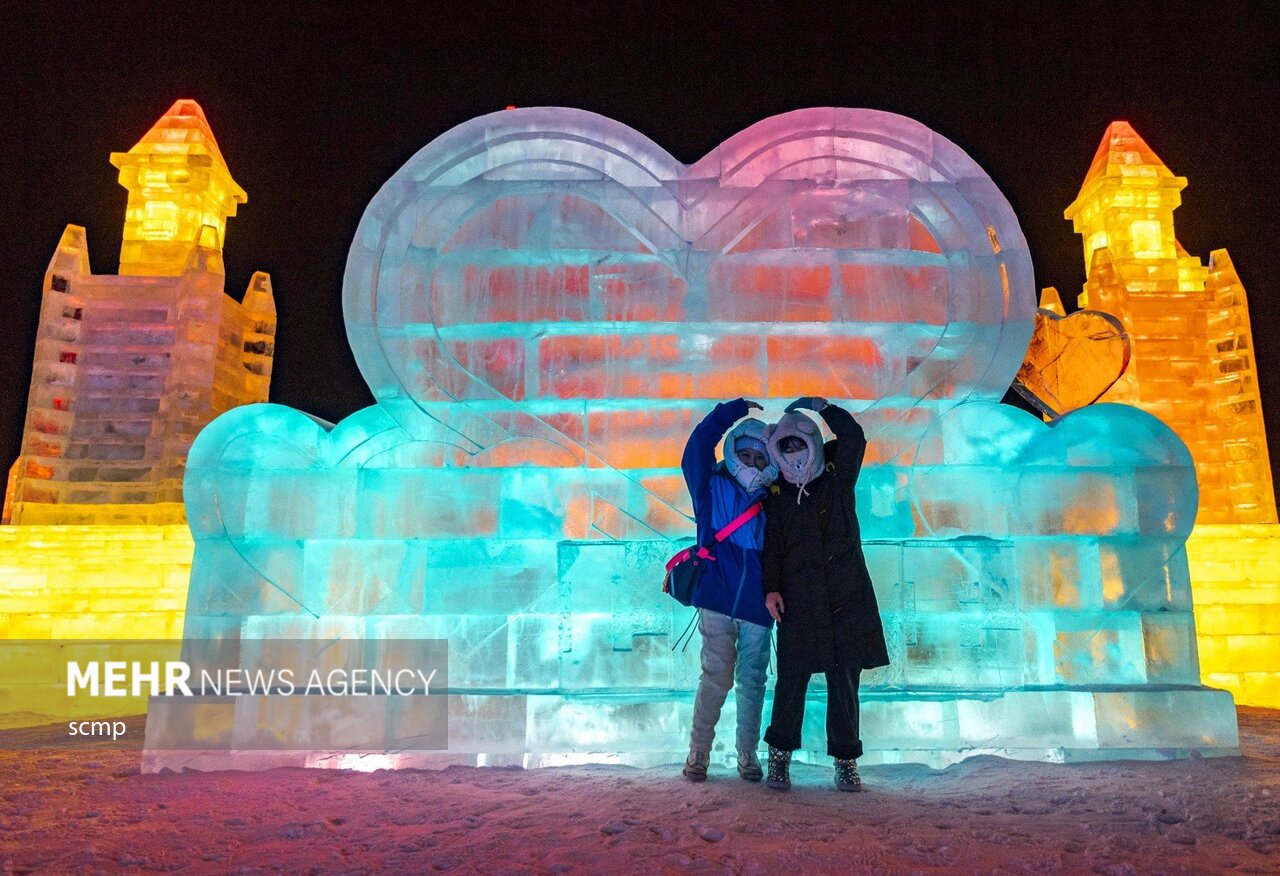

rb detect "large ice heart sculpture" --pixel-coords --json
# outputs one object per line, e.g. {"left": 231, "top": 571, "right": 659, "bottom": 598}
{"left": 189, "top": 109, "right": 1038, "bottom": 591}
{"left": 1013, "top": 307, "right": 1131, "bottom": 418}
{"left": 342, "top": 108, "right": 1035, "bottom": 471}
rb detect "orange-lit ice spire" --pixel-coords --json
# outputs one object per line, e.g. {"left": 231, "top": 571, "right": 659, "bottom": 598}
{"left": 110, "top": 99, "right": 247, "bottom": 276}
{"left": 1064, "top": 122, "right": 1275, "bottom": 524}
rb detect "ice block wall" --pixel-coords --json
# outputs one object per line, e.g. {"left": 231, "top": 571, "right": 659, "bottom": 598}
{"left": 145, "top": 108, "right": 1237, "bottom": 771}
{"left": 6, "top": 100, "right": 276, "bottom": 525}
{"left": 1187, "top": 524, "right": 1280, "bottom": 706}
{"left": 0, "top": 525, "right": 191, "bottom": 640}
{"left": 0, "top": 524, "right": 191, "bottom": 729}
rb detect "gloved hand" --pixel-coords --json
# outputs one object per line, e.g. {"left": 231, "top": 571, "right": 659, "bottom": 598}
{"left": 785, "top": 396, "right": 828, "bottom": 413}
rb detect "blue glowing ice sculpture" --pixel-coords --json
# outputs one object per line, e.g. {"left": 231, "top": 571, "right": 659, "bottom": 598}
{"left": 144, "top": 108, "right": 1237, "bottom": 772}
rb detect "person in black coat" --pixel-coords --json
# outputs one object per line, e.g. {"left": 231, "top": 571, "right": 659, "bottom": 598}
{"left": 760, "top": 396, "right": 889, "bottom": 792}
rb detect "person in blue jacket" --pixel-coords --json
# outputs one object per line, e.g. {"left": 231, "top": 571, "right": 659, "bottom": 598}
{"left": 680, "top": 398, "right": 779, "bottom": 782}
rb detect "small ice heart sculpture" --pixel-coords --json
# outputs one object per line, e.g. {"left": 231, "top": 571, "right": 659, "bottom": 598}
{"left": 1014, "top": 307, "right": 1131, "bottom": 418}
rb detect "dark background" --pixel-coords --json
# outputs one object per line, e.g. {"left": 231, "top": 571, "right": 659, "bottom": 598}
{"left": 2, "top": 2, "right": 1276, "bottom": 493}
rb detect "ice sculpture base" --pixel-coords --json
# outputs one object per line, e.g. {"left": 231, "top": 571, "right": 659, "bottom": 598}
{"left": 141, "top": 685, "right": 1238, "bottom": 773}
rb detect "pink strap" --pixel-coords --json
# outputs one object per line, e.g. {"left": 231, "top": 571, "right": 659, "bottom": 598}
{"left": 664, "top": 501, "right": 763, "bottom": 571}
{"left": 665, "top": 544, "right": 714, "bottom": 572}
{"left": 714, "top": 501, "right": 763, "bottom": 542}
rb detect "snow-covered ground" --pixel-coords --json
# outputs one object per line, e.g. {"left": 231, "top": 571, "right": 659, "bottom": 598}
{"left": 2, "top": 707, "right": 1278, "bottom": 874}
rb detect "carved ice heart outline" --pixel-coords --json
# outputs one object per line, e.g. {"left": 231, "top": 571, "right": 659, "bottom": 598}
{"left": 342, "top": 107, "right": 1036, "bottom": 474}
{"left": 186, "top": 403, "right": 589, "bottom": 618}
{"left": 189, "top": 108, "right": 1039, "bottom": 609}
{"left": 1013, "top": 307, "right": 1131, "bottom": 418}
{"left": 908, "top": 399, "right": 1198, "bottom": 541}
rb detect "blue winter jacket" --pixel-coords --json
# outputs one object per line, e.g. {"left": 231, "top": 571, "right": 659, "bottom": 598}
{"left": 681, "top": 399, "right": 774, "bottom": 628}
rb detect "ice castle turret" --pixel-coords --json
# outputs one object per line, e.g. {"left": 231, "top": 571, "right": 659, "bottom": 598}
{"left": 111, "top": 98, "right": 247, "bottom": 277}
{"left": 5, "top": 100, "right": 275, "bottom": 525}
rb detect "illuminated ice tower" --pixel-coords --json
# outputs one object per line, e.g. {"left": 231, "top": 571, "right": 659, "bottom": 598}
{"left": 5, "top": 100, "right": 276, "bottom": 525}
{"left": 1066, "top": 122, "right": 1275, "bottom": 524}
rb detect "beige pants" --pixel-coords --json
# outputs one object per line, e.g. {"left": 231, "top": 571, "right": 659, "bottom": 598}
{"left": 689, "top": 609, "right": 771, "bottom": 756}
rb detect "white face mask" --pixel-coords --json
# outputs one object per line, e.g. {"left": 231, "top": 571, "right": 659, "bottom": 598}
{"left": 782, "top": 447, "right": 810, "bottom": 474}
{"left": 734, "top": 466, "right": 764, "bottom": 492}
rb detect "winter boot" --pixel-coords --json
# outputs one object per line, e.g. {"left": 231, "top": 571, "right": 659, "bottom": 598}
{"left": 765, "top": 746, "right": 791, "bottom": 790}
{"left": 737, "top": 750, "right": 763, "bottom": 782}
{"left": 834, "top": 758, "right": 862, "bottom": 792}
{"left": 683, "top": 750, "right": 709, "bottom": 782}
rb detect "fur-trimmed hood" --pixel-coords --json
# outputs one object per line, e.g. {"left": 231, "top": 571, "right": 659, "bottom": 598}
{"left": 765, "top": 411, "right": 826, "bottom": 499}
{"left": 722, "top": 417, "right": 778, "bottom": 492}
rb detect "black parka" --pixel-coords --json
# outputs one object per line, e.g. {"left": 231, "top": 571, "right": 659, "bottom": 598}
{"left": 762, "top": 404, "right": 890, "bottom": 675}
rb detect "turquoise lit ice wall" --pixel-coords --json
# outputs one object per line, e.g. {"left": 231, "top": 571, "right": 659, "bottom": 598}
{"left": 144, "top": 108, "right": 1237, "bottom": 771}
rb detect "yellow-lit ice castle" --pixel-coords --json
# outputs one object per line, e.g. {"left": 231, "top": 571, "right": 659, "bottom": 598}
{"left": 0, "top": 100, "right": 274, "bottom": 651}
{"left": 5, "top": 99, "right": 276, "bottom": 526}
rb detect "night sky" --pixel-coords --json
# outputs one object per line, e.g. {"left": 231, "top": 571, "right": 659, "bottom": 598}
{"left": 2, "top": 3, "right": 1277, "bottom": 492}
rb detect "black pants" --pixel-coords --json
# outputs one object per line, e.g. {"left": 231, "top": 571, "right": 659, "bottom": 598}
{"left": 763, "top": 668, "right": 863, "bottom": 760}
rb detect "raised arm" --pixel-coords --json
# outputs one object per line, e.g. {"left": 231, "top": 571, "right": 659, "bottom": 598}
{"left": 682, "top": 398, "right": 750, "bottom": 501}
{"left": 818, "top": 402, "right": 867, "bottom": 486}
